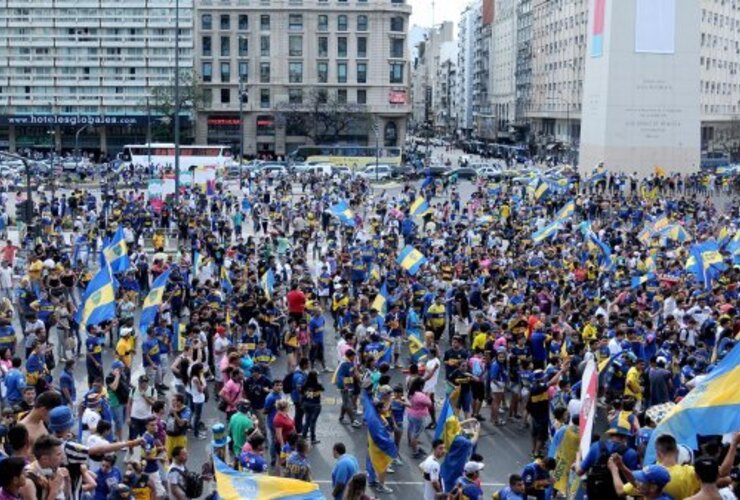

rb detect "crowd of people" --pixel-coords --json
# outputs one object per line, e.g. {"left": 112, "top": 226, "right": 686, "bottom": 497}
{"left": 0, "top": 152, "right": 735, "bottom": 500}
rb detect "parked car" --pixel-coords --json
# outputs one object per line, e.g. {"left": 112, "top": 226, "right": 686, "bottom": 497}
{"left": 357, "top": 164, "right": 392, "bottom": 181}
{"left": 258, "top": 164, "right": 288, "bottom": 177}
{"left": 477, "top": 166, "right": 504, "bottom": 179}
{"left": 391, "top": 164, "right": 415, "bottom": 179}
{"left": 444, "top": 167, "right": 477, "bottom": 180}
{"left": 331, "top": 165, "right": 353, "bottom": 177}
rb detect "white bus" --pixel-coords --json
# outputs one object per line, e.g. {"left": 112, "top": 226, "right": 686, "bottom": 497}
{"left": 121, "top": 143, "right": 234, "bottom": 169}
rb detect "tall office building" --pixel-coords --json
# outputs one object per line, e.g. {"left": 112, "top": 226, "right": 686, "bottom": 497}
{"left": 0, "top": 0, "right": 193, "bottom": 154}
{"left": 456, "top": 1, "right": 479, "bottom": 137}
{"left": 490, "top": 0, "right": 518, "bottom": 140}
{"left": 410, "top": 21, "right": 454, "bottom": 131}
{"left": 194, "top": 0, "right": 412, "bottom": 158}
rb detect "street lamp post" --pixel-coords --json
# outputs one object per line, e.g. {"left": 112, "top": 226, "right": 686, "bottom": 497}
{"left": 74, "top": 124, "right": 89, "bottom": 171}
{"left": 173, "top": 0, "right": 181, "bottom": 206}
{"left": 372, "top": 120, "right": 380, "bottom": 182}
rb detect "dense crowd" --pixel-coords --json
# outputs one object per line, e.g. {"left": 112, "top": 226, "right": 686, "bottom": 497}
{"left": 0, "top": 156, "right": 735, "bottom": 500}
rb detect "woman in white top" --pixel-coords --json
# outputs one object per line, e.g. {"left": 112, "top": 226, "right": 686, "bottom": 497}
{"left": 423, "top": 347, "right": 441, "bottom": 430}
{"left": 188, "top": 362, "right": 207, "bottom": 439}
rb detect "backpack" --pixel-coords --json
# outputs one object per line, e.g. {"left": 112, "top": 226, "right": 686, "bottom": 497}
{"left": 586, "top": 441, "right": 625, "bottom": 500}
{"left": 173, "top": 468, "right": 204, "bottom": 499}
{"left": 282, "top": 371, "right": 294, "bottom": 395}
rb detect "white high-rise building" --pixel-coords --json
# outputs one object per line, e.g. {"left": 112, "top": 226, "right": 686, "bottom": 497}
{"left": 490, "top": 0, "right": 519, "bottom": 140}
{"left": 456, "top": 1, "right": 479, "bottom": 137}
{"left": 0, "top": 0, "right": 194, "bottom": 154}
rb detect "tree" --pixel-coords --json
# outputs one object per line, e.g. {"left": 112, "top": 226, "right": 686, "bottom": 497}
{"left": 275, "top": 89, "right": 370, "bottom": 144}
{"left": 146, "top": 70, "right": 208, "bottom": 141}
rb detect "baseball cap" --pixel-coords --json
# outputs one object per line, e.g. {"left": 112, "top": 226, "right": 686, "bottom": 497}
{"left": 632, "top": 465, "right": 671, "bottom": 488}
{"left": 464, "top": 461, "right": 485, "bottom": 474}
{"left": 49, "top": 406, "right": 75, "bottom": 433}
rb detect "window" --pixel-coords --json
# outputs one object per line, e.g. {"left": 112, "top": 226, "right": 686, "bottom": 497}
{"left": 289, "top": 35, "right": 303, "bottom": 57}
{"left": 288, "top": 88, "right": 303, "bottom": 104}
{"left": 220, "top": 36, "right": 230, "bottom": 57}
{"left": 337, "top": 37, "right": 347, "bottom": 57}
{"left": 391, "top": 38, "right": 404, "bottom": 58}
{"left": 318, "top": 62, "right": 328, "bottom": 83}
{"left": 260, "top": 62, "right": 270, "bottom": 83}
{"left": 238, "top": 37, "right": 248, "bottom": 56}
{"left": 220, "top": 14, "right": 230, "bottom": 30}
{"left": 289, "top": 14, "right": 303, "bottom": 31}
{"left": 220, "top": 88, "right": 230, "bottom": 104}
{"left": 201, "top": 14, "right": 212, "bottom": 30}
{"left": 203, "top": 88, "right": 213, "bottom": 106}
{"left": 337, "top": 89, "right": 347, "bottom": 104}
{"left": 318, "top": 36, "right": 328, "bottom": 57}
{"left": 317, "top": 89, "right": 328, "bottom": 104}
{"left": 260, "top": 36, "right": 270, "bottom": 56}
{"left": 337, "top": 62, "right": 347, "bottom": 83}
{"left": 260, "top": 14, "right": 270, "bottom": 30}
{"left": 202, "top": 62, "right": 213, "bottom": 82}
{"left": 357, "top": 89, "right": 367, "bottom": 104}
{"left": 357, "top": 15, "right": 368, "bottom": 31}
{"left": 202, "top": 36, "right": 212, "bottom": 57}
{"left": 260, "top": 89, "right": 270, "bottom": 108}
{"left": 318, "top": 15, "right": 328, "bottom": 32}
{"left": 389, "top": 62, "right": 404, "bottom": 83}
{"left": 357, "top": 62, "right": 367, "bottom": 83}
{"left": 289, "top": 62, "right": 303, "bottom": 83}
{"left": 357, "top": 37, "right": 367, "bottom": 58}
{"left": 221, "top": 62, "right": 231, "bottom": 81}
{"left": 238, "top": 61, "right": 249, "bottom": 80}
{"left": 337, "top": 15, "right": 348, "bottom": 31}
{"left": 390, "top": 16, "right": 404, "bottom": 32}
{"left": 238, "top": 15, "right": 248, "bottom": 31}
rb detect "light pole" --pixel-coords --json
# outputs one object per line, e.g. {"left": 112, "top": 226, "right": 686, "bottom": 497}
{"left": 74, "top": 124, "right": 89, "bottom": 171}
{"left": 372, "top": 120, "right": 380, "bottom": 182}
{"left": 173, "top": 0, "right": 181, "bottom": 206}
{"left": 238, "top": 77, "right": 248, "bottom": 188}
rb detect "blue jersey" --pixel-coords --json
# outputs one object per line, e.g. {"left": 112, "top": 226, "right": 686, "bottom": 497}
{"left": 336, "top": 361, "right": 354, "bottom": 390}
{"left": 86, "top": 335, "right": 104, "bottom": 363}
{"left": 240, "top": 450, "right": 269, "bottom": 473}
{"left": 142, "top": 338, "right": 161, "bottom": 367}
{"left": 309, "top": 316, "right": 326, "bottom": 344}
{"left": 390, "top": 399, "right": 405, "bottom": 427}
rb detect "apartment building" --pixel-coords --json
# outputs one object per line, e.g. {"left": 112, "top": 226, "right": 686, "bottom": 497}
{"left": 456, "top": 1, "right": 478, "bottom": 136}
{"left": 409, "top": 21, "right": 454, "bottom": 131}
{"left": 0, "top": 0, "right": 194, "bottom": 154}
{"left": 490, "top": 0, "right": 518, "bottom": 140}
{"left": 193, "top": 0, "right": 412, "bottom": 157}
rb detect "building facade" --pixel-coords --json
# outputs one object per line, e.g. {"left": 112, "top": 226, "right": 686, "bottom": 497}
{"left": 433, "top": 41, "right": 458, "bottom": 135}
{"left": 0, "top": 0, "right": 194, "bottom": 154}
{"left": 456, "top": 1, "right": 479, "bottom": 137}
{"left": 410, "top": 22, "right": 454, "bottom": 131}
{"left": 514, "top": 0, "right": 533, "bottom": 137}
{"left": 472, "top": 0, "right": 493, "bottom": 139}
{"left": 193, "top": 0, "right": 412, "bottom": 158}
{"left": 490, "top": 0, "right": 518, "bottom": 140}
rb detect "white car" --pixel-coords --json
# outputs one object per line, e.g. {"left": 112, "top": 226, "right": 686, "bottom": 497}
{"left": 477, "top": 166, "right": 504, "bottom": 179}
{"left": 357, "top": 165, "right": 392, "bottom": 181}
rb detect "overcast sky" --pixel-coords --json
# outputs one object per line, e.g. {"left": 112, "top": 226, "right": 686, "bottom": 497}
{"left": 409, "top": 0, "right": 469, "bottom": 29}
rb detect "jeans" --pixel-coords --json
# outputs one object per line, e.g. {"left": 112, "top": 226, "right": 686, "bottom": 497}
{"left": 293, "top": 399, "right": 304, "bottom": 435}
{"left": 301, "top": 403, "right": 321, "bottom": 441}
{"left": 191, "top": 401, "right": 204, "bottom": 434}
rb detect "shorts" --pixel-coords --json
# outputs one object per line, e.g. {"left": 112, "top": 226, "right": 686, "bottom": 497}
{"left": 408, "top": 416, "right": 424, "bottom": 439}
{"left": 490, "top": 382, "right": 506, "bottom": 394}
{"left": 165, "top": 434, "right": 188, "bottom": 459}
{"left": 531, "top": 418, "right": 548, "bottom": 442}
{"left": 111, "top": 405, "right": 125, "bottom": 433}
{"left": 149, "top": 469, "right": 166, "bottom": 498}
{"left": 456, "top": 389, "right": 472, "bottom": 413}
{"left": 471, "top": 381, "right": 485, "bottom": 401}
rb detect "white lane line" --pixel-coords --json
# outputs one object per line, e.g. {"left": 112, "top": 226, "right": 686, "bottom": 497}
{"left": 311, "top": 480, "right": 505, "bottom": 487}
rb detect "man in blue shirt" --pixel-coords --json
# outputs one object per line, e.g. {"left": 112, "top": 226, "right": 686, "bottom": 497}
{"left": 331, "top": 442, "right": 359, "bottom": 500}
{"left": 94, "top": 454, "right": 122, "bottom": 500}
{"left": 335, "top": 350, "right": 360, "bottom": 428}
{"left": 290, "top": 358, "right": 309, "bottom": 435}
{"left": 240, "top": 434, "right": 269, "bottom": 473}
{"left": 4, "top": 357, "right": 25, "bottom": 406}
{"left": 153, "top": 319, "right": 171, "bottom": 391}
{"left": 521, "top": 457, "right": 556, "bottom": 500}
{"left": 86, "top": 326, "right": 105, "bottom": 386}
{"left": 308, "top": 309, "right": 329, "bottom": 372}
{"left": 452, "top": 461, "right": 485, "bottom": 500}
{"left": 529, "top": 328, "right": 548, "bottom": 370}
{"left": 494, "top": 474, "right": 526, "bottom": 500}
{"left": 264, "top": 379, "right": 283, "bottom": 467}
{"left": 142, "top": 328, "right": 161, "bottom": 390}
{"left": 59, "top": 359, "right": 77, "bottom": 407}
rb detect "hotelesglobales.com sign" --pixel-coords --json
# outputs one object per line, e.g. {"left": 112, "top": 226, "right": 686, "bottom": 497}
{"left": 0, "top": 115, "right": 148, "bottom": 126}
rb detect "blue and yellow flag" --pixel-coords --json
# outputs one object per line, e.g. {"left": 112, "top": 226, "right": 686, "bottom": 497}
{"left": 408, "top": 332, "right": 429, "bottom": 365}
{"left": 363, "top": 391, "right": 397, "bottom": 475}
{"left": 214, "top": 456, "right": 324, "bottom": 500}
{"left": 221, "top": 266, "right": 234, "bottom": 294}
{"left": 103, "top": 226, "right": 131, "bottom": 274}
{"left": 658, "top": 224, "right": 692, "bottom": 243}
{"left": 687, "top": 240, "right": 728, "bottom": 289}
{"left": 139, "top": 268, "right": 172, "bottom": 337}
{"left": 434, "top": 390, "right": 461, "bottom": 451}
{"left": 396, "top": 245, "right": 427, "bottom": 275}
{"left": 630, "top": 272, "right": 656, "bottom": 289}
{"left": 554, "top": 200, "right": 575, "bottom": 221}
{"left": 409, "top": 196, "right": 430, "bottom": 216}
{"left": 645, "top": 343, "right": 740, "bottom": 464}
{"left": 532, "top": 220, "right": 562, "bottom": 245}
{"left": 727, "top": 231, "right": 740, "bottom": 265}
{"left": 534, "top": 180, "right": 549, "bottom": 201}
{"left": 261, "top": 269, "right": 275, "bottom": 299}
{"left": 585, "top": 228, "right": 614, "bottom": 271}
{"left": 371, "top": 282, "right": 390, "bottom": 314}
{"left": 75, "top": 263, "right": 116, "bottom": 331}
{"left": 329, "top": 200, "right": 355, "bottom": 227}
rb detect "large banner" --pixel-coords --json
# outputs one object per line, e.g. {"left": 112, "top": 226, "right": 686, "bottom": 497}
{"left": 635, "top": 0, "right": 676, "bottom": 54}
{"left": 579, "top": 359, "right": 598, "bottom": 458}
{"left": 147, "top": 167, "right": 217, "bottom": 199}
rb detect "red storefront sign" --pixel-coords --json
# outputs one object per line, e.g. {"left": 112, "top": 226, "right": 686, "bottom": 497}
{"left": 388, "top": 90, "right": 407, "bottom": 104}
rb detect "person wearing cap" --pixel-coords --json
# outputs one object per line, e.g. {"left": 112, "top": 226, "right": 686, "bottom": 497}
{"left": 608, "top": 461, "right": 672, "bottom": 500}
{"left": 451, "top": 461, "right": 484, "bottom": 500}
{"left": 115, "top": 319, "right": 136, "bottom": 371}
{"left": 576, "top": 423, "right": 639, "bottom": 498}
{"left": 210, "top": 422, "right": 229, "bottom": 462}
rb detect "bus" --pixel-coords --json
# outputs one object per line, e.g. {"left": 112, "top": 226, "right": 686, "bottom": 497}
{"left": 121, "top": 144, "right": 234, "bottom": 169}
{"left": 289, "top": 145, "right": 403, "bottom": 169}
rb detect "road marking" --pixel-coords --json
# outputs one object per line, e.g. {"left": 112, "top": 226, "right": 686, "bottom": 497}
{"left": 311, "top": 480, "right": 505, "bottom": 487}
